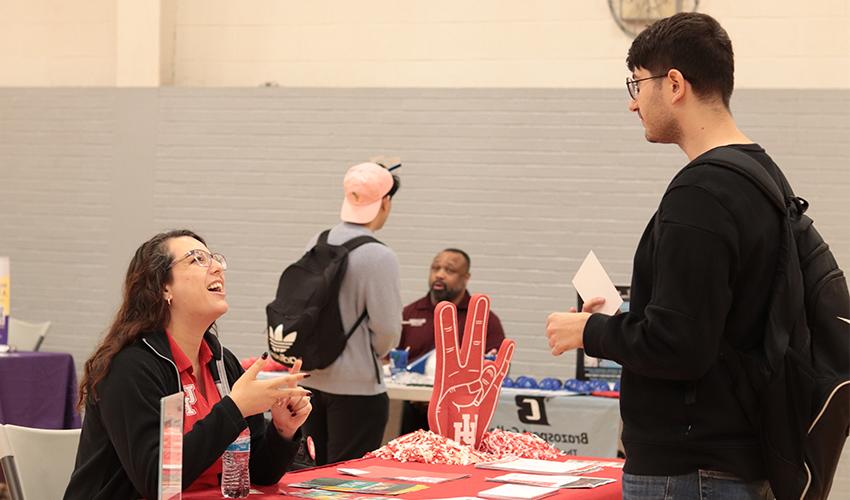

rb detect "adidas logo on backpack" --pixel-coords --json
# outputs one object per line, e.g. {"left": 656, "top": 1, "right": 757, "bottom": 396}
{"left": 268, "top": 326, "right": 299, "bottom": 364}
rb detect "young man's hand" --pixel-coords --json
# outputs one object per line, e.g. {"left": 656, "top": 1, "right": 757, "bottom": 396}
{"left": 545, "top": 297, "right": 606, "bottom": 355}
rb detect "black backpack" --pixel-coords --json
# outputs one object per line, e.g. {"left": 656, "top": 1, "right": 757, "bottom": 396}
{"left": 698, "top": 147, "right": 850, "bottom": 500}
{"left": 267, "top": 229, "right": 380, "bottom": 371}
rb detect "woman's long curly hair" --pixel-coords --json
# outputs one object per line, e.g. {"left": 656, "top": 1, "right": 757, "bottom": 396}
{"left": 77, "top": 229, "right": 205, "bottom": 410}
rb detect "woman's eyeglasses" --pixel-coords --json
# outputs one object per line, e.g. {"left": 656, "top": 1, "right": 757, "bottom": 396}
{"left": 170, "top": 249, "right": 227, "bottom": 270}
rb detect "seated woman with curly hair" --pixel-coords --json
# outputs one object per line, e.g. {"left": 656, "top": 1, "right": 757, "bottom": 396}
{"left": 65, "top": 230, "right": 311, "bottom": 499}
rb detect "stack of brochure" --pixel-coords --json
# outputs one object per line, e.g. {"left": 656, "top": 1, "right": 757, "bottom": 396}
{"left": 487, "top": 472, "right": 615, "bottom": 489}
{"left": 337, "top": 465, "right": 468, "bottom": 484}
{"left": 288, "top": 477, "right": 428, "bottom": 496}
{"left": 478, "top": 483, "right": 559, "bottom": 499}
{"left": 475, "top": 457, "right": 602, "bottom": 475}
{"left": 476, "top": 457, "right": 618, "bottom": 491}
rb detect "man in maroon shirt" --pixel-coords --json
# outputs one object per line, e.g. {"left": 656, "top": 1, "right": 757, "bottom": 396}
{"left": 397, "top": 248, "right": 506, "bottom": 433}
{"left": 399, "top": 248, "right": 506, "bottom": 361}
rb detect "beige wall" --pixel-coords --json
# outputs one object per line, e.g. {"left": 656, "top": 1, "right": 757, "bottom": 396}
{"left": 0, "top": 0, "right": 116, "bottom": 85}
{"left": 1, "top": 0, "right": 847, "bottom": 88}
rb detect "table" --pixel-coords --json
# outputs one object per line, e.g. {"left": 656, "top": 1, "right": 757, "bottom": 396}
{"left": 384, "top": 383, "right": 621, "bottom": 457}
{"left": 0, "top": 351, "right": 80, "bottom": 429}
{"left": 184, "top": 456, "right": 622, "bottom": 499}
{"left": 385, "top": 382, "right": 431, "bottom": 402}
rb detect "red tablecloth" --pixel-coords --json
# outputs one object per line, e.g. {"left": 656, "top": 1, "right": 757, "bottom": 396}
{"left": 184, "top": 455, "right": 622, "bottom": 499}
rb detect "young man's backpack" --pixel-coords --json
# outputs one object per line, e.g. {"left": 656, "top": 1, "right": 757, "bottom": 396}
{"left": 701, "top": 147, "right": 850, "bottom": 500}
{"left": 267, "top": 229, "right": 381, "bottom": 371}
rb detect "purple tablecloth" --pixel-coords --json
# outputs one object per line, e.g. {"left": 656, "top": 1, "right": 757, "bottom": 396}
{"left": 0, "top": 351, "right": 81, "bottom": 429}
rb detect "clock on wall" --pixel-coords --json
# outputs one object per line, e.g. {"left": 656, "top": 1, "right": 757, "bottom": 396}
{"left": 608, "top": 0, "right": 700, "bottom": 37}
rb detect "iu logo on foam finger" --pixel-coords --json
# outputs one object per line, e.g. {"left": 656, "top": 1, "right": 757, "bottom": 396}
{"left": 428, "top": 294, "right": 515, "bottom": 448}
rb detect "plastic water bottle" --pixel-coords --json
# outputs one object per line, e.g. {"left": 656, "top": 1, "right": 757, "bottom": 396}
{"left": 221, "top": 428, "right": 251, "bottom": 498}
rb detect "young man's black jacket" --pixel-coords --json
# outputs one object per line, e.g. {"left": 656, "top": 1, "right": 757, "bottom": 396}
{"left": 64, "top": 330, "right": 300, "bottom": 500}
{"left": 584, "top": 144, "right": 782, "bottom": 480}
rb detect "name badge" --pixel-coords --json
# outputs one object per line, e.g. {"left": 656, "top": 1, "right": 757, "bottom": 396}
{"left": 402, "top": 318, "right": 427, "bottom": 327}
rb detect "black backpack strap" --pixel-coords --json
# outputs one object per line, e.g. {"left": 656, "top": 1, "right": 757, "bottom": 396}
{"left": 341, "top": 234, "right": 382, "bottom": 252}
{"left": 654, "top": 146, "right": 803, "bottom": 247}
{"left": 695, "top": 147, "right": 788, "bottom": 215}
{"left": 337, "top": 233, "right": 382, "bottom": 344}
{"left": 698, "top": 147, "right": 802, "bottom": 377}
{"left": 343, "top": 310, "right": 382, "bottom": 384}
{"left": 345, "top": 310, "right": 368, "bottom": 340}
{"left": 653, "top": 147, "right": 790, "bottom": 405}
{"left": 317, "top": 229, "right": 331, "bottom": 245}
{"left": 341, "top": 234, "right": 385, "bottom": 383}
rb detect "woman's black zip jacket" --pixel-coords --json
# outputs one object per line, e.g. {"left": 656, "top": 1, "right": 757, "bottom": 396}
{"left": 64, "top": 330, "right": 300, "bottom": 499}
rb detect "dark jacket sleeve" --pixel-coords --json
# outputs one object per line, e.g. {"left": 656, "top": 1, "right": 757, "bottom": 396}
{"left": 95, "top": 351, "right": 175, "bottom": 499}
{"left": 222, "top": 349, "right": 301, "bottom": 485}
{"left": 98, "top": 347, "right": 251, "bottom": 498}
{"left": 583, "top": 184, "right": 738, "bottom": 381}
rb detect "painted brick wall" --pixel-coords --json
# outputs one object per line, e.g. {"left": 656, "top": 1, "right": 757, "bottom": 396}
{"left": 1, "top": 88, "right": 848, "bottom": 494}
{"left": 2, "top": 87, "right": 848, "bottom": 377}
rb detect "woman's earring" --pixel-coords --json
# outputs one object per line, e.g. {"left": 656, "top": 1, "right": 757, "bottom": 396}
{"left": 166, "top": 296, "right": 172, "bottom": 306}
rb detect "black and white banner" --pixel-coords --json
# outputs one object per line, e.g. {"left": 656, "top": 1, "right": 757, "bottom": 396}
{"left": 490, "top": 390, "right": 621, "bottom": 457}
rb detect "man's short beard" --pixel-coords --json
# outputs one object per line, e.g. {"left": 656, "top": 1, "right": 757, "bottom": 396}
{"left": 647, "top": 115, "right": 682, "bottom": 144}
{"left": 430, "top": 287, "right": 460, "bottom": 303}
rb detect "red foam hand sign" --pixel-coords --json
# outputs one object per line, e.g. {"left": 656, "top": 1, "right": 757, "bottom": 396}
{"left": 428, "top": 294, "right": 515, "bottom": 448}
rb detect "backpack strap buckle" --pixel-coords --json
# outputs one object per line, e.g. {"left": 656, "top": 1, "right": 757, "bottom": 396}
{"left": 787, "top": 196, "right": 809, "bottom": 220}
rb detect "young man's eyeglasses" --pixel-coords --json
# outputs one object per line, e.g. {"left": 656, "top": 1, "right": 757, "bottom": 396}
{"left": 170, "top": 249, "right": 228, "bottom": 270}
{"left": 626, "top": 74, "right": 667, "bottom": 100}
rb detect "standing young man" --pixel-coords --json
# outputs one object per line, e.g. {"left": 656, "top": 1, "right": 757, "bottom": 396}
{"left": 546, "top": 13, "right": 781, "bottom": 499}
{"left": 301, "top": 162, "right": 402, "bottom": 465}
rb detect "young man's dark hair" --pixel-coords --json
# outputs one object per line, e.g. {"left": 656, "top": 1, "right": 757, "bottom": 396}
{"left": 627, "top": 12, "right": 734, "bottom": 108}
{"left": 387, "top": 174, "right": 401, "bottom": 198}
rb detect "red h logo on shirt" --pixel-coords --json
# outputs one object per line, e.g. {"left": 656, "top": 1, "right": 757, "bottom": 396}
{"left": 183, "top": 384, "right": 198, "bottom": 416}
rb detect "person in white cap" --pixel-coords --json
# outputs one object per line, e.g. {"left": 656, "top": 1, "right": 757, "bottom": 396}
{"left": 300, "top": 161, "right": 403, "bottom": 465}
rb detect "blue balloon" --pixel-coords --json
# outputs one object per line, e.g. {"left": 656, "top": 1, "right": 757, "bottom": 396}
{"left": 538, "top": 377, "right": 563, "bottom": 390}
{"left": 563, "top": 378, "right": 592, "bottom": 394}
{"left": 515, "top": 376, "right": 538, "bottom": 389}
{"left": 588, "top": 379, "right": 612, "bottom": 392}
{"left": 502, "top": 377, "right": 515, "bottom": 387}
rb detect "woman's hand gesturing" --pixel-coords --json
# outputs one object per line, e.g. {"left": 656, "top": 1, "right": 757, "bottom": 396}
{"left": 229, "top": 353, "right": 310, "bottom": 419}
{"left": 270, "top": 359, "right": 312, "bottom": 440}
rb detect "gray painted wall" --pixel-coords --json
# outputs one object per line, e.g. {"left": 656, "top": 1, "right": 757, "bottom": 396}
{"left": 1, "top": 89, "right": 849, "bottom": 497}
{"left": 3, "top": 88, "right": 847, "bottom": 376}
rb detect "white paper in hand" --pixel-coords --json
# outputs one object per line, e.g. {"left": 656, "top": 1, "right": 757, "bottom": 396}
{"left": 572, "top": 251, "right": 623, "bottom": 316}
